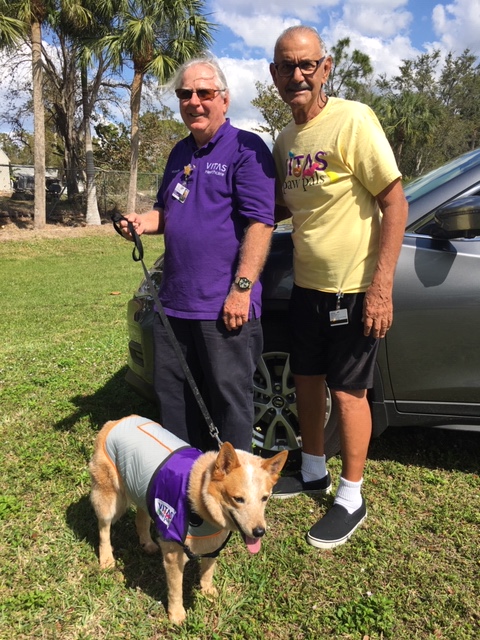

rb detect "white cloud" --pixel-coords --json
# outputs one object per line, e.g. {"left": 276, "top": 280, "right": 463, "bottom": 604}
{"left": 208, "top": 0, "right": 419, "bottom": 78}
{"left": 325, "top": 21, "right": 417, "bottom": 78}
{"left": 432, "top": 0, "right": 480, "bottom": 54}
{"left": 213, "top": 11, "right": 298, "bottom": 55}
{"left": 211, "top": 0, "right": 339, "bottom": 22}
{"left": 341, "top": 0, "right": 412, "bottom": 39}
{"left": 209, "top": 0, "right": 341, "bottom": 56}
{"left": 217, "top": 57, "right": 273, "bottom": 143}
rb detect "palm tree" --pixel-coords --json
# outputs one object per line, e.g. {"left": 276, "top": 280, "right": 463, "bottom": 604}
{"left": 376, "top": 91, "right": 442, "bottom": 176}
{"left": 99, "top": 0, "right": 215, "bottom": 214}
{"left": 0, "top": 0, "right": 53, "bottom": 229}
{"left": 0, "top": 14, "right": 26, "bottom": 46}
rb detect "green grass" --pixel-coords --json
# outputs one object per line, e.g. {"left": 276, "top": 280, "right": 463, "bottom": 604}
{"left": 1, "top": 232, "right": 479, "bottom": 639}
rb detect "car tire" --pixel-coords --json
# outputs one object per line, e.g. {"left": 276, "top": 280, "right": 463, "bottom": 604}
{"left": 253, "top": 351, "right": 340, "bottom": 468}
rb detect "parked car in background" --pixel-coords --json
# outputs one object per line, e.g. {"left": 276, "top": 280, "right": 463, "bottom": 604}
{"left": 11, "top": 168, "right": 64, "bottom": 199}
{"left": 125, "top": 148, "right": 480, "bottom": 464}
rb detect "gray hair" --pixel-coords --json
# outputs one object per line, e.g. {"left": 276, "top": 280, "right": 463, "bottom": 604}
{"left": 273, "top": 25, "right": 327, "bottom": 59}
{"left": 164, "top": 56, "right": 229, "bottom": 96}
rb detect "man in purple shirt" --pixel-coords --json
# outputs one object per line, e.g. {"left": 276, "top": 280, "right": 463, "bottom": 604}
{"left": 120, "top": 57, "right": 275, "bottom": 451}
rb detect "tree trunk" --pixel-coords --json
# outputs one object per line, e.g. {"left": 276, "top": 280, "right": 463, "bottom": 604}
{"left": 59, "top": 37, "right": 80, "bottom": 201}
{"left": 126, "top": 68, "right": 143, "bottom": 215}
{"left": 63, "top": 147, "right": 80, "bottom": 200}
{"left": 81, "top": 65, "right": 100, "bottom": 225}
{"left": 31, "top": 19, "right": 46, "bottom": 229}
{"left": 84, "top": 122, "right": 100, "bottom": 226}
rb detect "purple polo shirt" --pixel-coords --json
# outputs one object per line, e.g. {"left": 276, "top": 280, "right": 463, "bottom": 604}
{"left": 154, "top": 119, "right": 275, "bottom": 320}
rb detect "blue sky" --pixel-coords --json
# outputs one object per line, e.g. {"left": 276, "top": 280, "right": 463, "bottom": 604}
{"left": 0, "top": 0, "right": 479, "bottom": 142}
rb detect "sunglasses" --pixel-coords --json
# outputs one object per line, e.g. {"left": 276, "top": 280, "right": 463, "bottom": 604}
{"left": 175, "top": 88, "right": 223, "bottom": 101}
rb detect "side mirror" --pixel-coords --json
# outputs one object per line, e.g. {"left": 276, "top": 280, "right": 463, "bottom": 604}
{"left": 432, "top": 196, "right": 480, "bottom": 239}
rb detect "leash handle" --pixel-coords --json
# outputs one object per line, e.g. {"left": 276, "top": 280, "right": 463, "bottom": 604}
{"left": 111, "top": 212, "right": 144, "bottom": 262}
{"left": 111, "top": 212, "right": 224, "bottom": 449}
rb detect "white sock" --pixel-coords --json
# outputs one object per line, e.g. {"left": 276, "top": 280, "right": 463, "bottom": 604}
{"left": 334, "top": 477, "right": 363, "bottom": 514}
{"left": 301, "top": 452, "right": 327, "bottom": 482}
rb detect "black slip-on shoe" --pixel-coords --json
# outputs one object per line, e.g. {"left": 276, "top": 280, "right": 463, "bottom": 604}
{"left": 272, "top": 471, "right": 332, "bottom": 499}
{"left": 306, "top": 499, "right": 367, "bottom": 549}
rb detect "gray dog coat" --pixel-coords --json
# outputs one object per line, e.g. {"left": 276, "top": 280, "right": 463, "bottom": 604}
{"left": 104, "top": 415, "right": 228, "bottom": 553}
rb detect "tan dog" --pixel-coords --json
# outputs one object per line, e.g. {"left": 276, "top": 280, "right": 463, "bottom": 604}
{"left": 89, "top": 415, "right": 287, "bottom": 624}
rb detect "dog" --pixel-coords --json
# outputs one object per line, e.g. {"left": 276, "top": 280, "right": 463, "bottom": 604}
{"left": 89, "top": 415, "right": 287, "bottom": 624}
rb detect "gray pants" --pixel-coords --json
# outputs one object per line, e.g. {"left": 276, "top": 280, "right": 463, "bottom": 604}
{"left": 153, "top": 314, "right": 263, "bottom": 451}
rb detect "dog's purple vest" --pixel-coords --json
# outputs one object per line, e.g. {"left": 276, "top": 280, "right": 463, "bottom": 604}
{"left": 104, "top": 415, "right": 223, "bottom": 546}
{"left": 148, "top": 446, "right": 206, "bottom": 543}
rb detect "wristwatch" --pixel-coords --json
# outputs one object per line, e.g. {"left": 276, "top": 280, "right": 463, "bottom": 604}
{"left": 233, "top": 276, "right": 253, "bottom": 291}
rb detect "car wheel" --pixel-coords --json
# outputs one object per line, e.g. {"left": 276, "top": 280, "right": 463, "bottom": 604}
{"left": 252, "top": 351, "right": 340, "bottom": 468}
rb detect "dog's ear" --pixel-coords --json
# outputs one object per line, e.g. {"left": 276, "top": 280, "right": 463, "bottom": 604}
{"left": 212, "top": 442, "right": 241, "bottom": 480}
{"left": 261, "top": 450, "right": 288, "bottom": 478}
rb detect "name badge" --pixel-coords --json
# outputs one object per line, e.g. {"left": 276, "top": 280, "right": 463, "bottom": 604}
{"left": 329, "top": 308, "right": 348, "bottom": 326}
{"left": 172, "top": 183, "right": 189, "bottom": 203}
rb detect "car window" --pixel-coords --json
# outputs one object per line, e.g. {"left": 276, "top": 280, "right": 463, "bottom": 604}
{"left": 405, "top": 149, "right": 480, "bottom": 204}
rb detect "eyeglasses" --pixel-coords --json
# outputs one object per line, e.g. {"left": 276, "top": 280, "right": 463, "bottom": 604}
{"left": 274, "top": 57, "right": 325, "bottom": 78}
{"left": 175, "top": 88, "right": 223, "bottom": 101}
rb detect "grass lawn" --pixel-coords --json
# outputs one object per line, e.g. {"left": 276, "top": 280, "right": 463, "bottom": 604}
{"left": 0, "top": 231, "right": 479, "bottom": 639}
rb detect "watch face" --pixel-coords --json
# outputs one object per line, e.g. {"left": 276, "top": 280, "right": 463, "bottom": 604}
{"left": 236, "top": 277, "right": 252, "bottom": 290}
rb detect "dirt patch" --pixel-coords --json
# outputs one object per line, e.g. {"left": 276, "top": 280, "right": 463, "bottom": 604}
{"left": 0, "top": 224, "right": 116, "bottom": 241}
{"left": 0, "top": 192, "right": 157, "bottom": 241}
{"left": 0, "top": 193, "right": 117, "bottom": 241}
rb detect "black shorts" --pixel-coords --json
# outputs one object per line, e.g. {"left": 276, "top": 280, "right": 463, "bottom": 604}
{"left": 289, "top": 285, "right": 379, "bottom": 390}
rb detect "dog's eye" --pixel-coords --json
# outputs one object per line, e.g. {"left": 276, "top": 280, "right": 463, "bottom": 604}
{"left": 262, "top": 495, "right": 269, "bottom": 503}
{"left": 233, "top": 496, "right": 245, "bottom": 504}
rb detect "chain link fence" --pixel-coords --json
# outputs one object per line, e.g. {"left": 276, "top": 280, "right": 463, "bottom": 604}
{"left": 96, "top": 170, "right": 162, "bottom": 215}
{"left": 4, "top": 164, "right": 162, "bottom": 217}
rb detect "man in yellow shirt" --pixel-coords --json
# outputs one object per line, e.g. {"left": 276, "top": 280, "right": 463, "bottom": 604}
{"left": 270, "top": 25, "right": 408, "bottom": 548}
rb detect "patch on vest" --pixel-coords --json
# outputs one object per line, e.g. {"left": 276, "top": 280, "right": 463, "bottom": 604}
{"left": 154, "top": 499, "right": 176, "bottom": 528}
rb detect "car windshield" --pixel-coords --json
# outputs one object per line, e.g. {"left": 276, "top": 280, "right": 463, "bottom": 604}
{"left": 404, "top": 148, "right": 480, "bottom": 203}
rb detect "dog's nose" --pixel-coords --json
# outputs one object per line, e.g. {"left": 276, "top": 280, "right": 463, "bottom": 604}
{"left": 252, "top": 526, "right": 266, "bottom": 538}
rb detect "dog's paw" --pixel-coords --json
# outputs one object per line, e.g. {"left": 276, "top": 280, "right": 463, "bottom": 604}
{"left": 200, "top": 584, "right": 218, "bottom": 598}
{"left": 168, "top": 606, "right": 187, "bottom": 625}
{"left": 99, "top": 556, "right": 115, "bottom": 570}
{"left": 141, "top": 540, "right": 159, "bottom": 555}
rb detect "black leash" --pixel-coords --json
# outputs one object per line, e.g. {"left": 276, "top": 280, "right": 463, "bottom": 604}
{"left": 111, "top": 212, "right": 223, "bottom": 449}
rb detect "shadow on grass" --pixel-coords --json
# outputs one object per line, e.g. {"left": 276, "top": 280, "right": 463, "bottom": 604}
{"left": 368, "top": 425, "right": 480, "bottom": 474}
{"left": 54, "top": 364, "right": 480, "bottom": 476}
{"left": 53, "top": 366, "right": 158, "bottom": 433}
{"left": 60, "top": 366, "right": 206, "bottom": 614}
{"left": 66, "top": 494, "right": 201, "bottom": 613}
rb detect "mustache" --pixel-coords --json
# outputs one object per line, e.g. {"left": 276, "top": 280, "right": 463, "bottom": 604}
{"left": 286, "top": 82, "right": 310, "bottom": 91}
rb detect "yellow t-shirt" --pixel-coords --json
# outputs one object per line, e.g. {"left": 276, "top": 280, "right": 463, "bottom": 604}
{"left": 273, "top": 97, "right": 401, "bottom": 293}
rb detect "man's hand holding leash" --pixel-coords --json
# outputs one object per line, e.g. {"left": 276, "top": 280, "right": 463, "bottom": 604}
{"left": 116, "top": 213, "right": 147, "bottom": 240}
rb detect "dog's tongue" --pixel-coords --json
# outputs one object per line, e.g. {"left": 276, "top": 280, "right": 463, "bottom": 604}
{"left": 245, "top": 536, "right": 261, "bottom": 554}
